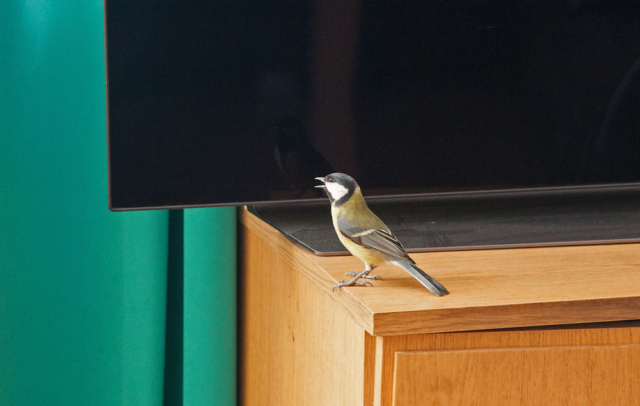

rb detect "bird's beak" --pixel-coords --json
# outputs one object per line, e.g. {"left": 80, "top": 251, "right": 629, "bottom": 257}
{"left": 314, "top": 177, "right": 326, "bottom": 189}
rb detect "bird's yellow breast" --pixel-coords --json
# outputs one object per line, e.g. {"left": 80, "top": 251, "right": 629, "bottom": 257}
{"left": 331, "top": 189, "right": 388, "bottom": 265}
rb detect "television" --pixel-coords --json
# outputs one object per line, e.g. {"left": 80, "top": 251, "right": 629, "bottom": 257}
{"left": 105, "top": 0, "right": 640, "bottom": 252}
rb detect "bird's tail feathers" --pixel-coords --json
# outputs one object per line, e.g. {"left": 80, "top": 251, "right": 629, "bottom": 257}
{"left": 393, "top": 260, "right": 449, "bottom": 296}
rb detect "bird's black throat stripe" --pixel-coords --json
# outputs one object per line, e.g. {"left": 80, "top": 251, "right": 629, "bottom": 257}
{"left": 333, "top": 186, "right": 355, "bottom": 207}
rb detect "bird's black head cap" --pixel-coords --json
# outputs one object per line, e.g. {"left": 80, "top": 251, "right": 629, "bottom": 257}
{"left": 315, "top": 172, "right": 359, "bottom": 206}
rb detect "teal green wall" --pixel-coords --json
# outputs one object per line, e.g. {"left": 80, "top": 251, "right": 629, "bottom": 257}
{"left": 0, "top": 2, "right": 236, "bottom": 405}
{"left": 184, "top": 209, "right": 236, "bottom": 406}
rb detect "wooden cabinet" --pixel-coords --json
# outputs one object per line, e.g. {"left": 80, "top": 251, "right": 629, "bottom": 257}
{"left": 239, "top": 208, "right": 640, "bottom": 406}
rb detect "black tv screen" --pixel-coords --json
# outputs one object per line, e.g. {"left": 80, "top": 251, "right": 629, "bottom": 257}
{"left": 105, "top": 0, "right": 640, "bottom": 210}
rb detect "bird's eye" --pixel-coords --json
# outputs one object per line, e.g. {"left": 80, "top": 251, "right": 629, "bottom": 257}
{"left": 327, "top": 176, "right": 334, "bottom": 182}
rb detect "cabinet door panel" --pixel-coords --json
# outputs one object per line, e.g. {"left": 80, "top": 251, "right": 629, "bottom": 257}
{"left": 393, "top": 345, "right": 640, "bottom": 406}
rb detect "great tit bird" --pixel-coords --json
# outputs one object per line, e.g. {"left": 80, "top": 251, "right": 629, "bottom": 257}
{"left": 315, "top": 173, "right": 449, "bottom": 296}
{"left": 273, "top": 116, "right": 334, "bottom": 197}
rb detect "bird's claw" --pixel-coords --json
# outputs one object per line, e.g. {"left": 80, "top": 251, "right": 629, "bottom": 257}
{"left": 334, "top": 266, "right": 380, "bottom": 290}
{"left": 333, "top": 280, "right": 373, "bottom": 290}
{"left": 344, "top": 271, "right": 382, "bottom": 280}
{"left": 355, "top": 281, "right": 373, "bottom": 287}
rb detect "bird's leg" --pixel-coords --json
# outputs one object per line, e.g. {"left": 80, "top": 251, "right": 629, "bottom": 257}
{"left": 344, "top": 263, "right": 382, "bottom": 280}
{"left": 335, "top": 264, "right": 380, "bottom": 290}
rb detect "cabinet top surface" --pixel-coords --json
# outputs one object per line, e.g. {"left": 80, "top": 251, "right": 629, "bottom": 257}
{"left": 241, "top": 208, "right": 640, "bottom": 335}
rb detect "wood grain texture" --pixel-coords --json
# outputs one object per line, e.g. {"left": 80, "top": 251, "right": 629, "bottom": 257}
{"left": 241, "top": 206, "right": 376, "bottom": 333}
{"left": 392, "top": 345, "right": 640, "bottom": 406}
{"left": 375, "top": 322, "right": 640, "bottom": 406}
{"left": 239, "top": 223, "right": 367, "bottom": 406}
{"left": 241, "top": 207, "right": 640, "bottom": 335}
{"left": 364, "top": 332, "right": 377, "bottom": 406}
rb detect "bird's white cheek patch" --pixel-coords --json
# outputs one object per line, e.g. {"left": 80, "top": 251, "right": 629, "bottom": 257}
{"left": 326, "top": 182, "right": 349, "bottom": 201}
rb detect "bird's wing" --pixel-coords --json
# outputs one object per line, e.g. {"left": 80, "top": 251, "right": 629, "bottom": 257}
{"left": 337, "top": 217, "right": 414, "bottom": 263}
